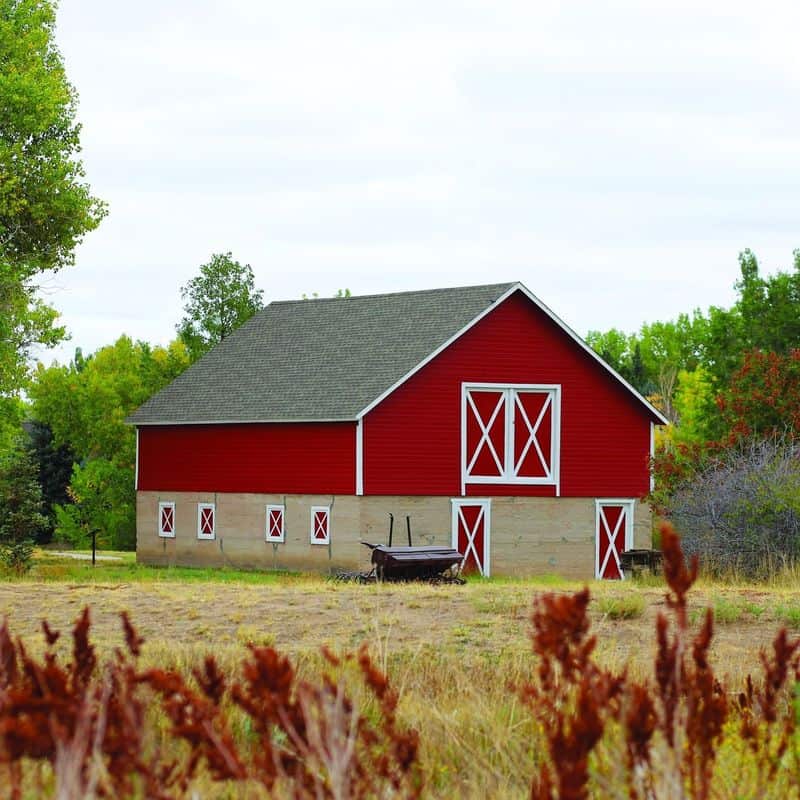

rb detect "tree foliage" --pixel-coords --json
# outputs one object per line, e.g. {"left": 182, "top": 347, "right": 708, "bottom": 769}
{"left": 0, "top": 0, "right": 106, "bottom": 403}
{"left": 718, "top": 349, "right": 800, "bottom": 440}
{"left": 176, "top": 252, "right": 263, "bottom": 361}
{"left": 0, "top": 440, "right": 46, "bottom": 573}
{"left": 24, "top": 419, "right": 73, "bottom": 543}
{"left": 588, "top": 249, "right": 800, "bottom": 430}
{"left": 29, "top": 337, "right": 190, "bottom": 549}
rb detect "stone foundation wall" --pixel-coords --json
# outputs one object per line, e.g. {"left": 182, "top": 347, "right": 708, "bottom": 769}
{"left": 136, "top": 492, "right": 652, "bottom": 579}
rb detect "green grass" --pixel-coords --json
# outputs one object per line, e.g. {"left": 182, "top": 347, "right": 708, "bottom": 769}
{"left": 713, "top": 596, "right": 745, "bottom": 624}
{"left": 595, "top": 593, "right": 646, "bottom": 620}
{"left": 8, "top": 550, "right": 305, "bottom": 585}
{"left": 775, "top": 604, "right": 800, "bottom": 629}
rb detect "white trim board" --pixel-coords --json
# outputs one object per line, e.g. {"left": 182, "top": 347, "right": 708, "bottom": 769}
{"left": 355, "top": 418, "right": 364, "bottom": 496}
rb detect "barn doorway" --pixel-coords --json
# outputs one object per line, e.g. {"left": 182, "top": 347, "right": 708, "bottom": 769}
{"left": 451, "top": 499, "right": 491, "bottom": 577}
{"left": 595, "top": 499, "right": 634, "bottom": 579}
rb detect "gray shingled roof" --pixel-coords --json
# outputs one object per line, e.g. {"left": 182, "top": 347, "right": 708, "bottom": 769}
{"left": 128, "top": 283, "right": 516, "bottom": 424}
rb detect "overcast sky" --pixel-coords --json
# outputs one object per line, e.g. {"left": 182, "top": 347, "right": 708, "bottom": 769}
{"left": 42, "top": 0, "right": 800, "bottom": 364}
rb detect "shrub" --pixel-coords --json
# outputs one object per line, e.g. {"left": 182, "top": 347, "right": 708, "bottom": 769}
{"left": 668, "top": 436, "right": 800, "bottom": 577}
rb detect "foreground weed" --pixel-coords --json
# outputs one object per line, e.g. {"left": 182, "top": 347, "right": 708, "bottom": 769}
{"left": 520, "top": 521, "right": 800, "bottom": 800}
{"left": 0, "top": 610, "right": 422, "bottom": 799}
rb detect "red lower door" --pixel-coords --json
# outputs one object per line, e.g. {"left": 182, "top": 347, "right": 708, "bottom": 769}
{"left": 596, "top": 501, "right": 633, "bottom": 579}
{"left": 451, "top": 499, "right": 491, "bottom": 576}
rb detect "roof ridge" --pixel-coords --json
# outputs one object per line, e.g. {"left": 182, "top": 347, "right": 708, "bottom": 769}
{"left": 267, "top": 281, "right": 516, "bottom": 307}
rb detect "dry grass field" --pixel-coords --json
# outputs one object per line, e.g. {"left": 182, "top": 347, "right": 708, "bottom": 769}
{"left": 2, "top": 553, "right": 800, "bottom": 797}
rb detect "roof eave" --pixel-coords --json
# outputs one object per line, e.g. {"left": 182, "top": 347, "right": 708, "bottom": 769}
{"left": 126, "top": 417, "right": 358, "bottom": 426}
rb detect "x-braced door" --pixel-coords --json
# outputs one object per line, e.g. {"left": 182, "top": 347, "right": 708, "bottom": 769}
{"left": 595, "top": 500, "right": 634, "bottom": 579}
{"left": 451, "top": 499, "right": 491, "bottom": 577}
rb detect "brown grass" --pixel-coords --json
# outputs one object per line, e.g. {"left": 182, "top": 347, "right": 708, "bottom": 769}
{"left": 2, "top": 567, "right": 800, "bottom": 798}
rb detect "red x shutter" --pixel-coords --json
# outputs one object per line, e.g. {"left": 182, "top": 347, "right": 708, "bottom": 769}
{"left": 160, "top": 505, "right": 174, "bottom": 535}
{"left": 199, "top": 506, "right": 214, "bottom": 536}
{"left": 513, "top": 391, "right": 553, "bottom": 479}
{"left": 465, "top": 390, "right": 506, "bottom": 478}
{"left": 311, "top": 507, "right": 330, "bottom": 544}
{"left": 266, "top": 506, "right": 284, "bottom": 541}
{"left": 452, "top": 500, "right": 491, "bottom": 576}
{"left": 596, "top": 503, "right": 629, "bottom": 579}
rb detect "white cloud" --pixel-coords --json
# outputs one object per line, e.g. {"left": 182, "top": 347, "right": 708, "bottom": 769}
{"left": 44, "top": 0, "right": 800, "bottom": 364}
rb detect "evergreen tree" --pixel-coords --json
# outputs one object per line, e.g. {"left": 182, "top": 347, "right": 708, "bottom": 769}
{"left": 0, "top": 442, "right": 46, "bottom": 573}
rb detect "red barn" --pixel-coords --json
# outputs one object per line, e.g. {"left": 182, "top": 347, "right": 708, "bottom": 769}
{"left": 130, "top": 283, "right": 666, "bottom": 578}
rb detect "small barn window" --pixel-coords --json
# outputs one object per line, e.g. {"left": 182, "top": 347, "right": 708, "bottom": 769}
{"left": 310, "top": 506, "right": 330, "bottom": 545}
{"left": 463, "top": 384, "right": 560, "bottom": 488}
{"left": 158, "top": 502, "right": 175, "bottom": 538}
{"left": 266, "top": 504, "right": 285, "bottom": 543}
{"left": 197, "top": 503, "right": 216, "bottom": 539}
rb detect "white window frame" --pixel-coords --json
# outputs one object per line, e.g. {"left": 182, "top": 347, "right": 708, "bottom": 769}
{"left": 158, "top": 501, "right": 176, "bottom": 538}
{"left": 310, "top": 506, "right": 330, "bottom": 545}
{"left": 594, "top": 499, "right": 635, "bottom": 579}
{"left": 197, "top": 502, "right": 216, "bottom": 540}
{"left": 265, "top": 504, "right": 285, "bottom": 543}
{"left": 461, "top": 383, "right": 561, "bottom": 493}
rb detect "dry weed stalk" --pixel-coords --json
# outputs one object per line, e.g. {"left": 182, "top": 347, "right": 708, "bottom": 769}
{"left": 522, "top": 521, "right": 800, "bottom": 799}
{"left": 0, "top": 607, "right": 421, "bottom": 799}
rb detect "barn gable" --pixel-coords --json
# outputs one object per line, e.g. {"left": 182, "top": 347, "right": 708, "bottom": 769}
{"left": 361, "top": 288, "right": 661, "bottom": 498}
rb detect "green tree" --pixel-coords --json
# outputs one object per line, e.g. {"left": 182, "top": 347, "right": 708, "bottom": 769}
{"left": 0, "top": 0, "right": 106, "bottom": 406}
{"left": 55, "top": 457, "right": 135, "bottom": 550}
{"left": 670, "top": 366, "right": 720, "bottom": 445}
{"left": 29, "top": 337, "right": 190, "bottom": 549}
{"left": 177, "top": 252, "right": 264, "bottom": 361}
{"left": 25, "top": 420, "right": 73, "bottom": 542}
{"left": 0, "top": 440, "right": 46, "bottom": 573}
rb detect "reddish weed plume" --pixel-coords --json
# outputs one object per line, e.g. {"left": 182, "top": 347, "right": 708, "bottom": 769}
{"left": 521, "top": 522, "right": 800, "bottom": 800}
{"left": 229, "top": 642, "right": 422, "bottom": 799}
{"left": 522, "top": 588, "right": 625, "bottom": 800}
{"left": 0, "top": 608, "right": 422, "bottom": 799}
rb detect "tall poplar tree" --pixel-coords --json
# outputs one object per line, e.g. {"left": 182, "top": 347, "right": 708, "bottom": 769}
{"left": 0, "top": 0, "right": 106, "bottom": 408}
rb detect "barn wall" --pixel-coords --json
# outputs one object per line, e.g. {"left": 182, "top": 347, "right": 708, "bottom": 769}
{"left": 137, "top": 422, "right": 356, "bottom": 494}
{"left": 362, "top": 289, "right": 654, "bottom": 498}
{"left": 136, "top": 491, "right": 652, "bottom": 579}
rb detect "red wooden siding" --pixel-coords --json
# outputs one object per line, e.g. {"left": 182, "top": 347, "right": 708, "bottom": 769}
{"left": 363, "top": 290, "right": 654, "bottom": 497}
{"left": 138, "top": 422, "right": 356, "bottom": 494}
